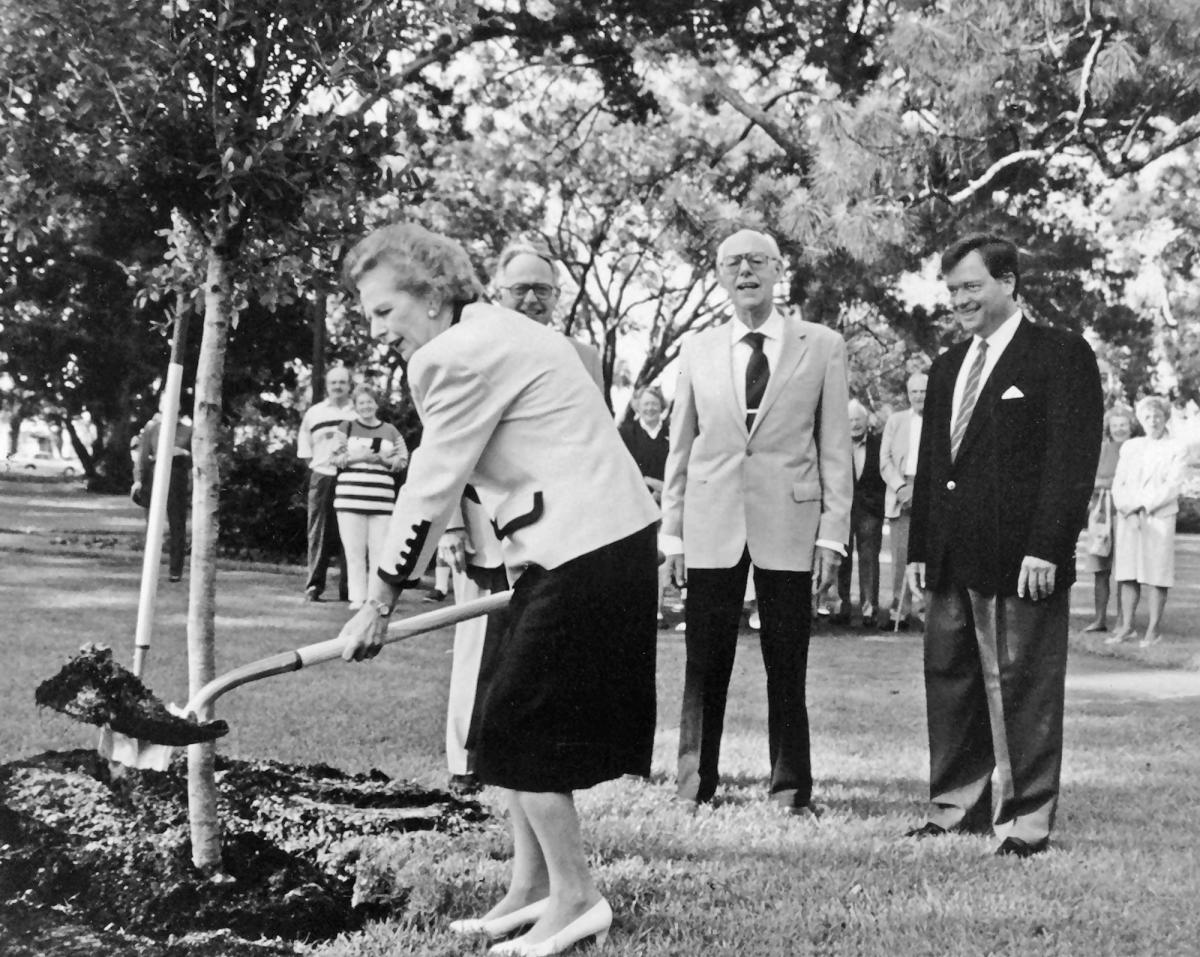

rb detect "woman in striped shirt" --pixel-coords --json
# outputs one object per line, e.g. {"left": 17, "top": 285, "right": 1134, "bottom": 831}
{"left": 332, "top": 385, "right": 409, "bottom": 609}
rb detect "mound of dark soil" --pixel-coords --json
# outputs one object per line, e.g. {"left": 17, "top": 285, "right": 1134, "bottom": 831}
{"left": 0, "top": 749, "right": 487, "bottom": 956}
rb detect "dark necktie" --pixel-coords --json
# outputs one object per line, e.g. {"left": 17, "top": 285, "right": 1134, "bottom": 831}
{"left": 950, "top": 340, "right": 988, "bottom": 461}
{"left": 744, "top": 332, "right": 769, "bottom": 431}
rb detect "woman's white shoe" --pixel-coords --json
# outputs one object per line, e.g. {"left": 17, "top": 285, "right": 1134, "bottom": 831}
{"left": 449, "top": 898, "right": 550, "bottom": 939}
{"left": 489, "top": 898, "right": 612, "bottom": 956}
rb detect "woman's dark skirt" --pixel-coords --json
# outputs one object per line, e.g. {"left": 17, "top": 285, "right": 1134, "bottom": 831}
{"left": 470, "top": 523, "right": 658, "bottom": 793}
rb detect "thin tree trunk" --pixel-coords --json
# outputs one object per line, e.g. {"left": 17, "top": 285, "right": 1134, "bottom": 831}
{"left": 7, "top": 411, "right": 24, "bottom": 456}
{"left": 187, "top": 242, "right": 233, "bottom": 874}
{"left": 311, "top": 294, "right": 327, "bottom": 402}
{"left": 59, "top": 416, "right": 94, "bottom": 475}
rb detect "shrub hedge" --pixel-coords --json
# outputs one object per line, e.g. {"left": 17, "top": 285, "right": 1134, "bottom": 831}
{"left": 1178, "top": 497, "right": 1200, "bottom": 534}
{"left": 218, "top": 441, "right": 309, "bottom": 564}
{"left": 215, "top": 396, "right": 419, "bottom": 566}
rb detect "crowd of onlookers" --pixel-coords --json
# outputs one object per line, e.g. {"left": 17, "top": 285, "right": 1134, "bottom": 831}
{"left": 813, "top": 388, "right": 1191, "bottom": 649}
{"left": 124, "top": 241, "right": 1195, "bottom": 663}
{"left": 122, "top": 249, "right": 1194, "bottom": 666}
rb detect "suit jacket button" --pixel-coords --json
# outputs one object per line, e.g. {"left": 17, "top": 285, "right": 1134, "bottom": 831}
{"left": 946, "top": 480, "right": 956, "bottom": 490}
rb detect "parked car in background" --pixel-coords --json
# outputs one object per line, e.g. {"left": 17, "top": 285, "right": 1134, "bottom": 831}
{"left": 2, "top": 451, "right": 83, "bottom": 477}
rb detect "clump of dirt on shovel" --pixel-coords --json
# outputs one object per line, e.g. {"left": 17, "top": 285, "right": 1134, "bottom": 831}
{"left": 35, "top": 644, "right": 227, "bottom": 746}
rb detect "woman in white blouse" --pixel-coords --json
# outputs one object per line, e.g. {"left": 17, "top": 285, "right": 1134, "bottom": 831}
{"left": 1108, "top": 395, "right": 1189, "bottom": 648}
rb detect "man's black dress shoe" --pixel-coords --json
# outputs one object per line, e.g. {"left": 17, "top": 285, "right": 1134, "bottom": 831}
{"left": 904, "top": 821, "right": 948, "bottom": 839}
{"left": 994, "top": 836, "right": 1049, "bottom": 858}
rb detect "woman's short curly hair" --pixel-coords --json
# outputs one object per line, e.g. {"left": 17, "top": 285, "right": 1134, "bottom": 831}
{"left": 343, "top": 223, "right": 483, "bottom": 302}
{"left": 1135, "top": 394, "right": 1171, "bottom": 421}
{"left": 634, "top": 385, "right": 666, "bottom": 409}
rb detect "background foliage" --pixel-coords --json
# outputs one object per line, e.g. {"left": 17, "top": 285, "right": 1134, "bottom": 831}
{"left": 2, "top": 0, "right": 1199, "bottom": 514}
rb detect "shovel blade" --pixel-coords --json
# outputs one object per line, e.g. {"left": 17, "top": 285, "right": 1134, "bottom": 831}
{"left": 98, "top": 726, "right": 174, "bottom": 772}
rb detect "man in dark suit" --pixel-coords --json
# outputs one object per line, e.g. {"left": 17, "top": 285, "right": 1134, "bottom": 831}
{"left": 834, "top": 399, "right": 886, "bottom": 628}
{"left": 906, "top": 234, "right": 1102, "bottom": 857}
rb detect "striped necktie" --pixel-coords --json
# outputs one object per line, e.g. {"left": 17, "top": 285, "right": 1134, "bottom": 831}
{"left": 950, "top": 340, "right": 987, "bottom": 461}
{"left": 744, "top": 332, "right": 769, "bottom": 431}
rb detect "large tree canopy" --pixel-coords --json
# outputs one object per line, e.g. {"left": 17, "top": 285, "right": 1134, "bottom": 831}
{"left": 341, "top": 0, "right": 1199, "bottom": 407}
{"left": 4, "top": 0, "right": 1199, "bottom": 443}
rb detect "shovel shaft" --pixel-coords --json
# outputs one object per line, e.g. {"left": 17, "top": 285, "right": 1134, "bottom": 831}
{"left": 182, "top": 590, "right": 512, "bottom": 717}
{"left": 133, "top": 360, "right": 186, "bottom": 671}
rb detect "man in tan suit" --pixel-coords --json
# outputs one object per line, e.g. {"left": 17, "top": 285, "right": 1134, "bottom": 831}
{"left": 661, "top": 227, "right": 853, "bottom": 814}
{"left": 879, "top": 372, "right": 928, "bottom": 629}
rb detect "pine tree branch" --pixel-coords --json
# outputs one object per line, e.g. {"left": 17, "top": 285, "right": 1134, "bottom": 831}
{"left": 1098, "top": 112, "right": 1200, "bottom": 177}
{"left": 702, "top": 69, "right": 809, "bottom": 166}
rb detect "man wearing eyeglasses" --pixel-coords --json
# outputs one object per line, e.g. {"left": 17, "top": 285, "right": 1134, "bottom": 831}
{"left": 661, "top": 227, "right": 853, "bottom": 816}
{"left": 492, "top": 240, "right": 603, "bottom": 388}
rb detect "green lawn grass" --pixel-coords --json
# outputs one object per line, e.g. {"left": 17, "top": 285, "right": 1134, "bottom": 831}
{"left": 3, "top": 544, "right": 1197, "bottom": 956}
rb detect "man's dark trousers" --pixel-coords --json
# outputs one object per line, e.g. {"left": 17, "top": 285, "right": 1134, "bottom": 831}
{"left": 165, "top": 459, "right": 189, "bottom": 578}
{"left": 837, "top": 504, "right": 882, "bottom": 618}
{"left": 677, "top": 548, "right": 813, "bottom": 807}
{"left": 140, "top": 457, "right": 190, "bottom": 579}
{"left": 923, "top": 581, "right": 1069, "bottom": 842}
{"left": 306, "top": 471, "right": 347, "bottom": 600}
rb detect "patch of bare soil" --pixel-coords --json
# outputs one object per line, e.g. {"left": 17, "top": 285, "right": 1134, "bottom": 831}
{"left": 0, "top": 749, "right": 487, "bottom": 956}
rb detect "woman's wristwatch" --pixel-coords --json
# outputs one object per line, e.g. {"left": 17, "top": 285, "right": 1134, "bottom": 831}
{"left": 365, "top": 597, "right": 394, "bottom": 619}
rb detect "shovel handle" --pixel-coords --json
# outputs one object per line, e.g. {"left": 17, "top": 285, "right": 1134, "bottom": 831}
{"left": 183, "top": 590, "right": 512, "bottom": 718}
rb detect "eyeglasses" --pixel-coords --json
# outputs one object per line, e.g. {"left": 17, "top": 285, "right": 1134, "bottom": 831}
{"left": 718, "top": 253, "right": 780, "bottom": 273}
{"left": 500, "top": 283, "right": 558, "bottom": 301}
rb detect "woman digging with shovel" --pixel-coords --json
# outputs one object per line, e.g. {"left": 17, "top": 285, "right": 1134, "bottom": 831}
{"left": 336, "top": 223, "right": 660, "bottom": 956}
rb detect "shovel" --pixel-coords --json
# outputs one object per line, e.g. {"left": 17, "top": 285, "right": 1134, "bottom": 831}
{"left": 102, "top": 589, "right": 513, "bottom": 770}
{"left": 98, "top": 304, "right": 191, "bottom": 765}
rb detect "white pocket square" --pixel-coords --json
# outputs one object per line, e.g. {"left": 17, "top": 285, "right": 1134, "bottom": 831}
{"left": 1001, "top": 385, "right": 1024, "bottom": 400}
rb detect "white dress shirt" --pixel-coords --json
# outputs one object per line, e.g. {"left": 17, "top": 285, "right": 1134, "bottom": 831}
{"left": 729, "top": 310, "right": 785, "bottom": 414}
{"left": 950, "top": 310, "right": 1022, "bottom": 428}
{"left": 297, "top": 397, "right": 356, "bottom": 477}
